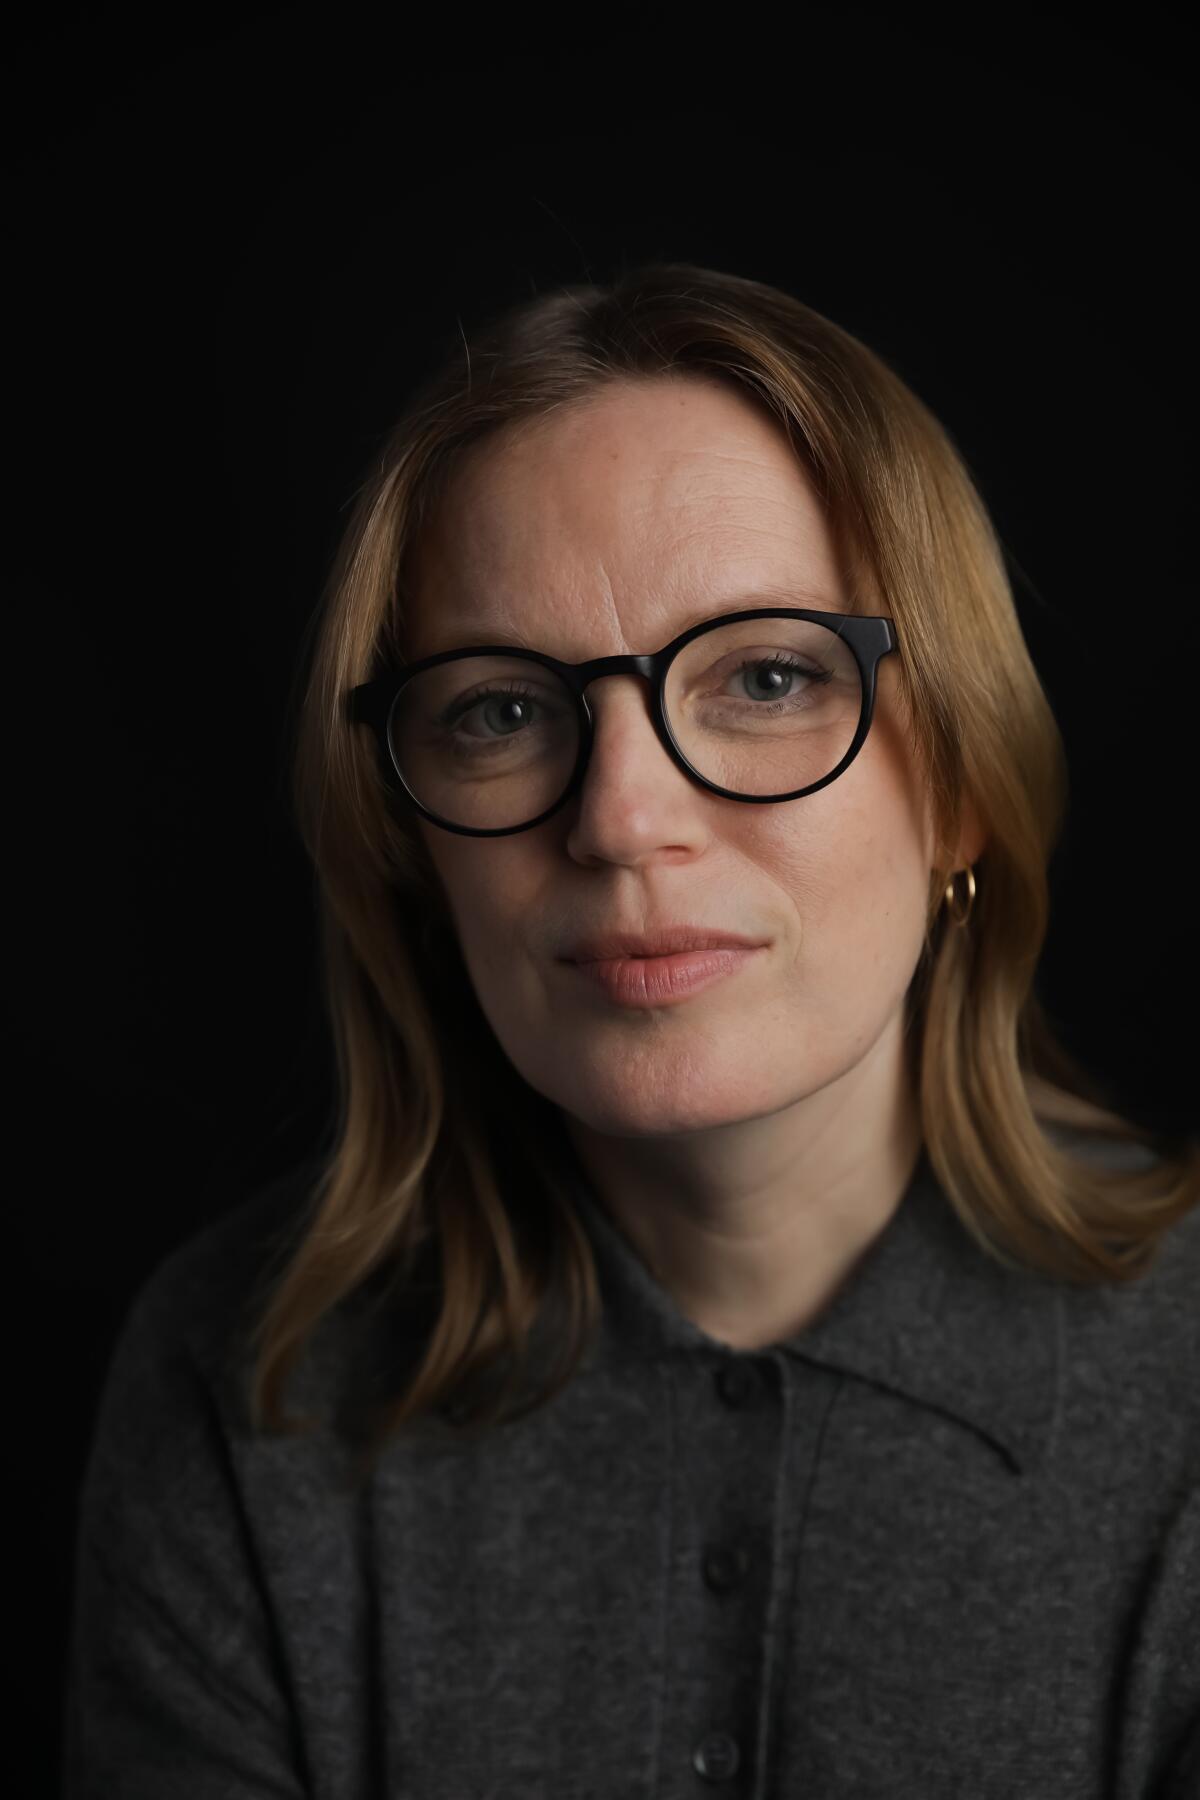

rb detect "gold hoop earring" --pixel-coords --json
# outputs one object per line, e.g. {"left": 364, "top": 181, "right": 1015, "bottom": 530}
{"left": 943, "top": 864, "right": 976, "bottom": 927}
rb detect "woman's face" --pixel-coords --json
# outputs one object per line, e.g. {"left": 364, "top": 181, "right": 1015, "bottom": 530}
{"left": 405, "top": 375, "right": 952, "bottom": 1140}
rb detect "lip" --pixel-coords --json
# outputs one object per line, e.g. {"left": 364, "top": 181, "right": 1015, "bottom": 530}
{"left": 567, "top": 945, "right": 764, "bottom": 1008}
{"left": 564, "top": 927, "right": 767, "bottom": 963}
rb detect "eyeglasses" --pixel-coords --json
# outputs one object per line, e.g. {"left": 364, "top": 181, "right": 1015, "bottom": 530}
{"left": 344, "top": 606, "right": 899, "bottom": 838}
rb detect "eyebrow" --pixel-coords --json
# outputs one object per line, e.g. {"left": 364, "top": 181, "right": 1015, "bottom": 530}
{"left": 420, "top": 584, "right": 848, "bottom": 657}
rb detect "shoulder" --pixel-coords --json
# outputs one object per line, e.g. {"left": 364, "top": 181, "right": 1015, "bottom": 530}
{"left": 91, "top": 1160, "right": 325, "bottom": 1459}
{"left": 74, "top": 1166, "right": 322, "bottom": 1586}
{"left": 1048, "top": 1118, "right": 1200, "bottom": 1311}
{"left": 1045, "top": 1123, "right": 1200, "bottom": 1470}
{"left": 125, "top": 1160, "right": 321, "bottom": 1354}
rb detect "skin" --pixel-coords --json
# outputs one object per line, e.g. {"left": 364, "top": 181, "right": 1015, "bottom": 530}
{"left": 406, "top": 374, "right": 985, "bottom": 1348}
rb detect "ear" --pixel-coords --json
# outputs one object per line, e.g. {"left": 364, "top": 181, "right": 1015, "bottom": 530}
{"left": 952, "top": 792, "right": 988, "bottom": 868}
{"left": 930, "top": 790, "right": 987, "bottom": 876}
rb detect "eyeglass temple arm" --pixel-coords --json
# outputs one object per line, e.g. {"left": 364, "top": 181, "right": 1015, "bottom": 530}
{"left": 344, "top": 683, "right": 390, "bottom": 730}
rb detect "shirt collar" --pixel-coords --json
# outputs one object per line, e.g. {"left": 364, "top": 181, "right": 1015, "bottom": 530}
{"left": 559, "top": 1143, "right": 1062, "bottom": 1478}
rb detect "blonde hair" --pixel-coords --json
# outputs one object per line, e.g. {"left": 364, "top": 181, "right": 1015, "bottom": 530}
{"left": 244, "top": 261, "right": 1199, "bottom": 1484}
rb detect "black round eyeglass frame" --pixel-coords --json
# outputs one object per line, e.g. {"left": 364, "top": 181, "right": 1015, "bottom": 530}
{"left": 343, "top": 606, "right": 900, "bottom": 839}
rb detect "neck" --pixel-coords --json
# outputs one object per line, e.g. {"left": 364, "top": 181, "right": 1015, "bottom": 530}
{"left": 561, "top": 1017, "right": 923, "bottom": 1349}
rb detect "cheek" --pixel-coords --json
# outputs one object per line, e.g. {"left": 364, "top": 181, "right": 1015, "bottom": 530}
{"left": 742, "top": 782, "right": 929, "bottom": 983}
{"left": 425, "top": 842, "right": 546, "bottom": 998}
{"left": 419, "top": 830, "right": 526, "bottom": 929}
{"left": 826, "top": 833, "right": 930, "bottom": 1001}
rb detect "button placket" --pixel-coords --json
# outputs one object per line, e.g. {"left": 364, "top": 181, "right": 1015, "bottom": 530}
{"left": 683, "top": 1358, "right": 769, "bottom": 1789}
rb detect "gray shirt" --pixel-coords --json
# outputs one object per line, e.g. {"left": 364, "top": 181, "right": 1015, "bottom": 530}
{"left": 63, "top": 1131, "right": 1200, "bottom": 1798}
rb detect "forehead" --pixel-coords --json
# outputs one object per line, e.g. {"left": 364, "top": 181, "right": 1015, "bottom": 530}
{"left": 402, "top": 377, "right": 869, "bottom": 654}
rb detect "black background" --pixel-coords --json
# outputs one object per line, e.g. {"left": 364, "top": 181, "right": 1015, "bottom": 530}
{"left": 14, "top": 6, "right": 1195, "bottom": 1771}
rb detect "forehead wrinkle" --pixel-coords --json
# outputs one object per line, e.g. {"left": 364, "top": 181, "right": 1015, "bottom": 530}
{"left": 415, "top": 575, "right": 848, "bottom": 660}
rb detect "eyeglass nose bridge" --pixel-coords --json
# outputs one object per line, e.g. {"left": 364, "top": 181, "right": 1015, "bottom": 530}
{"left": 573, "top": 651, "right": 660, "bottom": 684}
{"left": 546, "top": 650, "right": 685, "bottom": 821}
{"left": 568, "top": 651, "right": 662, "bottom": 734}
{"left": 558, "top": 649, "right": 694, "bottom": 797}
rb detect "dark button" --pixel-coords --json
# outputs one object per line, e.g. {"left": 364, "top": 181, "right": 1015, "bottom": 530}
{"left": 703, "top": 1545, "right": 750, "bottom": 1593}
{"left": 715, "top": 1360, "right": 760, "bottom": 1407}
{"left": 693, "top": 1731, "right": 741, "bottom": 1782}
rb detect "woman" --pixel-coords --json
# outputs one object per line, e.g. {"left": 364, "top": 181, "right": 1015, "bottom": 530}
{"left": 63, "top": 262, "right": 1199, "bottom": 1798}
